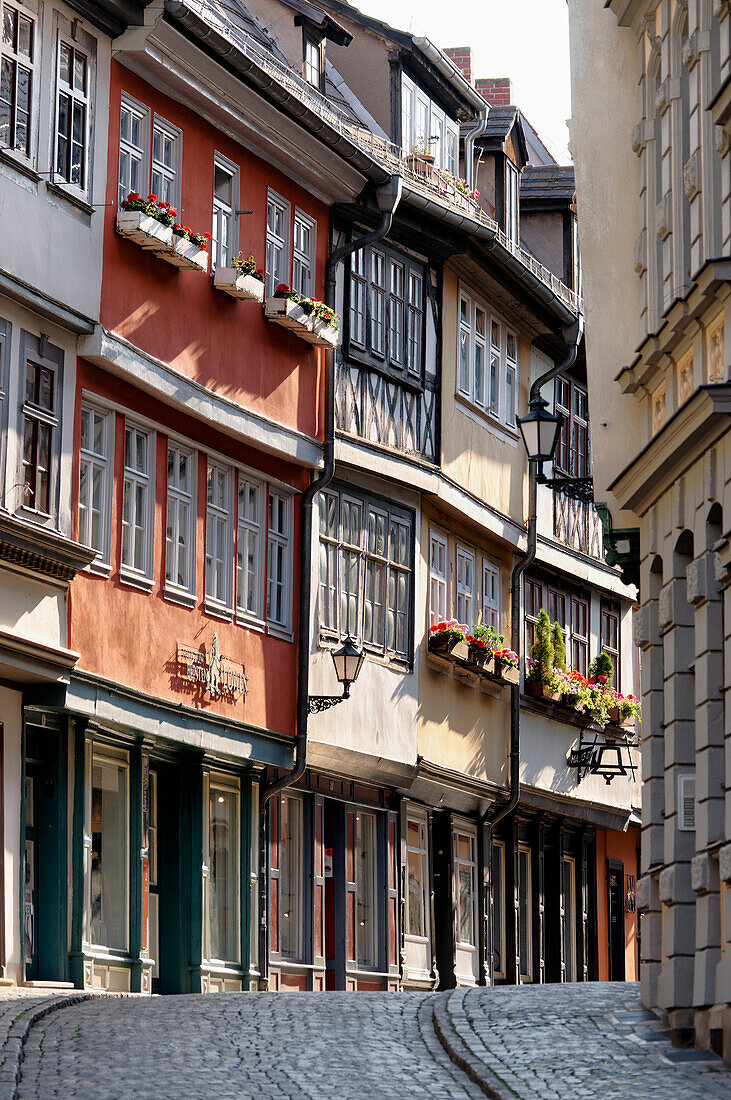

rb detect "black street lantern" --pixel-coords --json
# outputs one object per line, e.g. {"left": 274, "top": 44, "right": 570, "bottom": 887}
{"left": 309, "top": 634, "right": 365, "bottom": 714}
{"left": 517, "top": 395, "right": 562, "bottom": 467}
{"left": 330, "top": 634, "right": 365, "bottom": 698}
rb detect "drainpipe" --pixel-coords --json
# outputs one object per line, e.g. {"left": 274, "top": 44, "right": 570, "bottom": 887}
{"left": 256, "top": 176, "right": 403, "bottom": 988}
{"left": 480, "top": 314, "right": 583, "bottom": 986}
{"left": 464, "top": 107, "right": 488, "bottom": 194}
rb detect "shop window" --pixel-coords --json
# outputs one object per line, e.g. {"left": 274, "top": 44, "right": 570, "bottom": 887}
{"left": 211, "top": 154, "right": 238, "bottom": 270}
{"left": 87, "top": 745, "right": 129, "bottom": 953}
{"left": 205, "top": 461, "right": 233, "bottom": 613}
{"left": 356, "top": 810, "right": 378, "bottom": 969}
{"left": 317, "top": 485, "right": 414, "bottom": 663}
{"left": 454, "top": 828, "right": 477, "bottom": 947}
{"left": 121, "top": 422, "right": 154, "bottom": 584}
{"left": 165, "top": 441, "right": 195, "bottom": 599}
{"left": 555, "top": 376, "right": 589, "bottom": 478}
{"left": 54, "top": 38, "right": 89, "bottom": 191}
{"left": 456, "top": 544, "right": 475, "bottom": 626}
{"left": 118, "top": 93, "right": 147, "bottom": 206}
{"left": 347, "top": 242, "right": 426, "bottom": 380}
{"left": 279, "top": 794, "right": 303, "bottom": 961}
{"left": 562, "top": 855, "right": 576, "bottom": 982}
{"left": 0, "top": 1, "right": 34, "bottom": 158}
{"left": 204, "top": 774, "right": 241, "bottom": 965}
{"left": 151, "top": 115, "right": 180, "bottom": 206}
{"left": 78, "top": 401, "right": 113, "bottom": 565}
{"left": 492, "top": 841, "right": 506, "bottom": 978}
{"left": 236, "top": 474, "right": 263, "bottom": 622}
{"left": 265, "top": 190, "right": 290, "bottom": 298}
{"left": 406, "top": 813, "right": 429, "bottom": 940}
{"left": 483, "top": 559, "right": 500, "bottom": 630}
{"left": 292, "top": 208, "right": 316, "bottom": 297}
{"left": 429, "top": 530, "right": 447, "bottom": 626}
{"left": 518, "top": 845, "right": 532, "bottom": 981}
{"left": 266, "top": 490, "right": 292, "bottom": 633}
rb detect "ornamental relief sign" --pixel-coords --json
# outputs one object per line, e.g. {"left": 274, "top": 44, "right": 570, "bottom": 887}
{"left": 176, "top": 634, "right": 248, "bottom": 700}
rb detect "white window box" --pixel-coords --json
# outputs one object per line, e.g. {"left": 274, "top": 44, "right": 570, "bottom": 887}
{"left": 302, "top": 317, "right": 340, "bottom": 349}
{"left": 158, "top": 235, "right": 209, "bottom": 272}
{"left": 116, "top": 210, "right": 173, "bottom": 251}
{"left": 214, "top": 269, "right": 265, "bottom": 302}
{"left": 265, "top": 297, "right": 314, "bottom": 339}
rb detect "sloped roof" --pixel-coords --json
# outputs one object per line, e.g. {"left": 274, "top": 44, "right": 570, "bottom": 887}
{"left": 520, "top": 165, "right": 576, "bottom": 203}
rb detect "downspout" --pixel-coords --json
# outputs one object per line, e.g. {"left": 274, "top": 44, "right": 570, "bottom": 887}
{"left": 257, "top": 175, "right": 403, "bottom": 988}
{"left": 480, "top": 314, "right": 583, "bottom": 986}
{"left": 464, "top": 107, "right": 488, "bottom": 194}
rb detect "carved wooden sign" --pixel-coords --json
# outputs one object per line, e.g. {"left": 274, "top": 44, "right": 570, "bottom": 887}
{"left": 176, "top": 633, "right": 248, "bottom": 699}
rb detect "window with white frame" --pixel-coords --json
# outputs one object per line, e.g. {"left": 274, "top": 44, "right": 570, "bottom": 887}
{"left": 266, "top": 190, "right": 289, "bottom": 297}
{"left": 347, "top": 241, "right": 426, "bottom": 378}
{"left": 406, "top": 812, "right": 429, "bottom": 940}
{"left": 267, "top": 490, "right": 292, "bottom": 631}
{"left": 401, "top": 72, "right": 459, "bottom": 172}
{"left": 236, "top": 474, "right": 263, "bottom": 621}
{"left": 317, "top": 485, "right": 414, "bottom": 662}
{"left": 458, "top": 287, "right": 518, "bottom": 430}
{"left": 0, "top": 2, "right": 34, "bottom": 157}
{"left": 482, "top": 559, "right": 500, "bottom": 630}
{"left": 151, "top": 116, "right": 180, "bottom": 205}
{"left": 429, "top": 530, "right": 447, "bottom": 626}
{"left": 121, "top": 422, "right": 154, "bottom": 580}
{"left": 505, "top": 160, "right": 519, "bottom": 247}
{"left": 165, "top": 442, "right": 195, "bottom": 597}
{"left": 456, "top": 544, "right": 475, "bottom": 625}
{"left": 22, "top": 355, "right": 58, "bottom": 517}
{"left": 55, "top": 38, "right": 88, "bottom": 190}
{"left": 118, "top": 93, "right": 147, "bottom": 206}
{"left": 292, "top": 208, "right": 316, "bottom": 297}
{"left": 211, "top": 155, "right": 238, "bottom": 270}
{"left": 78, "top": 402, "right": 112, "bottom": 563}
{"left": 303, "top": 33, "right": 324, "bottom": 90}
{"left": 205, "top": 461, "right": 232, "bottom": 610}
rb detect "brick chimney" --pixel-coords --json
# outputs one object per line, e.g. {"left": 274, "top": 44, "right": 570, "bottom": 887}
{"left": 475, "top": 77, "right": 513, "bottom": 107}
{"left": 444, "top": 46, "right": 474, "bottom": 86}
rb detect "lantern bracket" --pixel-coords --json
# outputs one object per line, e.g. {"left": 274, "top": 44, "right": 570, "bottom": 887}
{"left": 540, "top": 474, "right": 595, "bottom": 504}
{"left": 568, "top": 728, "right": 638, "bottom": 784}
{"left": 308, "top": 687, "right": 351, "bottom": 714}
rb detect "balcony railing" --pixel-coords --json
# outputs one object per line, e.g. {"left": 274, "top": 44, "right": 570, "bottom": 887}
{"left": 553, "top": 491, "right": 605, "bottom": 562}
{"left": 181, "top": 0, "right": 582, "bottom": 316}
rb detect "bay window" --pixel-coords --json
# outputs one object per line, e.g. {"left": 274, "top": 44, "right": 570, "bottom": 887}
{"left": 205, "top": 461, "right": 232, "bottom": 611}
{"left": 347, "top": 241, "right": 426, "bottom": 378}
{"left": 55, "top": 39, "right": 88, "bottom": 190}
{"left": 165, "top": 442, "right": 195, "bottom": 598}
{"left": 121, "top": 422, "right": 154, "bottom": 582}
{"left": 317, "top": 485, "right": 413, "bottom": 662}
{"left": 0, "top": 2, "right": 34, "bottom": 157}
{"left": 79, "top": 402, "right": 112, "bottom": 563}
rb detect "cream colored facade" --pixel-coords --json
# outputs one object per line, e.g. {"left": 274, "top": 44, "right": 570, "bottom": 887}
{"left": 569, "top": 0, "right": 731, "bottom": 1056}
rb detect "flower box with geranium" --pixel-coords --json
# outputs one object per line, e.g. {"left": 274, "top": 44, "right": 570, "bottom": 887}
{"left": 265, "top": 285, "right": 315, "bottom": 336}
{"left": 494, "top": 648, "right": 520, "bottom": 685}
{"left": 161, "top": 223, "right": 211, "bottom": 272}
{"left": 464, "top": 634, "right": 495, "bottom": 674}
{"left": 116, "top": 192, "right": 174, "bottom": 250}
{"left": 428, "top": 620, "right": 467, "bottom": 654}
{"left": 305, "top": 301, "right": 340, "bottom": 349}
{"left": 213, "top": 253, "right": 265, "bottom": 301}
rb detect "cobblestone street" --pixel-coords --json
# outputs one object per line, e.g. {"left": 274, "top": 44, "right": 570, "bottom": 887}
{"left": 0, "top": 982, "right": 729, "bottom": 1099}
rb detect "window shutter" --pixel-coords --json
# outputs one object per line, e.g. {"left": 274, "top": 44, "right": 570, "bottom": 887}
{"left": 678, "top": 775, "right": 696, "bottom": 831}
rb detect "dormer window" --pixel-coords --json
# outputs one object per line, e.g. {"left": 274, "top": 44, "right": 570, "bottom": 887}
{"left": 303, "top": 32, "right": 324, "bottom": 91}
{"left": 401, "top": 73, "right": 459, "bottom": 174}
{"left": 505, "top": 160, "right": 519, "bottom": 247}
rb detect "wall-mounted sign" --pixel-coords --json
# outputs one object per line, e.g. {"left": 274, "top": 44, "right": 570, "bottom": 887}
{"left": 176, "top": 634, "right": 248, "bottom": 700}
{"left": 324, "top": 847, "right": 333, "bottom": 878}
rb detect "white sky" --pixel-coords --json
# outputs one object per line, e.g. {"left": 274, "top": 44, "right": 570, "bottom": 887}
{"left": 357, "top": 0, "right": 572, "bottom": 163}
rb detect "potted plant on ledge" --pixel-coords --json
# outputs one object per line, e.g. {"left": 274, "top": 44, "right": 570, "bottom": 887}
{"left": 213, "top": 252, "right": 265, "bottom": 301}
{"left": 525, "top": 610, "right": 561, "bottom": 701}
{"left": 493, "top": 646, "right": 520, "bottom": 684}
{"left": 465, "top": 624, "right": 500, "bottom": 673}
{"left": 428, "top": 620, "right": 467, "bottom": 655}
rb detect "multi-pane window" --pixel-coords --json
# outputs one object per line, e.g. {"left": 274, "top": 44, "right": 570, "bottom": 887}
{"left": 121, "top": 423, "right": 153, "bottom": 579}
{"left": 518, "top": 845, "right": 532, "bottom": 981}
{"left": 505, "top": 160, "right": 519, "bottom": 247}
{"left": 429, "top": 531, "right": 447, "bottom": 626}
{"left": 555, "top": 376, "right": 589, "bottom": 478}
{"left": 454, "top": 828, "right": 477, "bottom": 947}
{"left": 236, "top": 475, "right": 262, "bottom": 620}
{"left": 303, "top": 35, "right": 323, "bottom": 89}
{"left": 279, "top": 794, "right": 303, "bottom": 961}
{"left": 165, "top": 443, "right": 194, "bottom": 596}
{"left": 406, "top": 813, "right": 429, "bottom": 940}
{"left": 267, "top": 490, "right": 291, "bottom": 630}
{"left": 22, "top": 359, "right": 56, "bottom": 515}
{"left": 78, "top": 403, "right": 111, "bottom": 561}
{"left": 505, "top": 332, "right": 517, "bottom": 427}
{"left": 118, "top": 95, "right": 146, "bottom": 205}
{"left": 204, "top": 774, "right": 240, "bottom": 964}
{"left": 600, "top": 599, "right": 620, "bottom": 688}
{"left": 562, "top": 856, "right": 576, "bottom": 982}
{"left": 266, "top": 191, "right": 289, "bottom": 297}
{"left": 55, "top": 41, "right": 88, "bottom": 189}
{"left": 524, "top": 577, "right": 542, "bottom": 653}
{"left": 571, "top": 595, "right": 588, "bottom": 676}
{"left": 483, "top": 560, "right": 500, "bottom": 630}
{"left": 458, "top": 289, "right": 517, "bottom": 429}
{"left": 347, "top": 242, "right": 426, "bottom": 377}
{"left": 317, "top": 486, "right": 413, "bottom": 662}
{"left": 151, "top": 117, "right": 179, "bottom": 205}
{"left": 489, "top": 319, "right": 500, "bottom": 413}
{"left": 492, "top": 841, "right": 506, "bottom": 978}
{"left": 526, "top": 575, "right": 589, "bottom": 675}
{"left": 401, "top": 72, "right": 459, "bottom": 172}
{"left": 292, "top": 209, "right": 315, "bottom": 297}
{"left": 87, "top": 745, "right": 129, "bottom": 952}
{"left": 355, "top": 810, "right": 378, "bottom": 969}
{"left": 205, "top": 462, "right": 231, "bottom": 609}
{"left": 0, "top": 2, "right": 34, "bottom": 157}
{"left": 212, "top": 156, "right": 237, "bottom": 269}
{"left": 456, "top": 545, "right": 475, "bottom": 626}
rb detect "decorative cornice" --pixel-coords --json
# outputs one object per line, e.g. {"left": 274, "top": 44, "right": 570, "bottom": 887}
{"left": 0, "top": 512, "right": 95, "bottom": 585}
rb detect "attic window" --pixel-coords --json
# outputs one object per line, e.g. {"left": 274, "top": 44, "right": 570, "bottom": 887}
{"left": 505, "top": 160, "right": 519, "bottom": 247}
{"left": 303, "top": 31, "right": 324, "bottom": 91}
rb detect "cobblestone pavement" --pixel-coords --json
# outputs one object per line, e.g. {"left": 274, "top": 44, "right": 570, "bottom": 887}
{"left": 7, "top": 982, "right": 731, "bottom": 1100}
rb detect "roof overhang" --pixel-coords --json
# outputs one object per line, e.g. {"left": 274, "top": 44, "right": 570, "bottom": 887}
{"left": 65, "top": 0, "right": 156, "bottom": 37}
